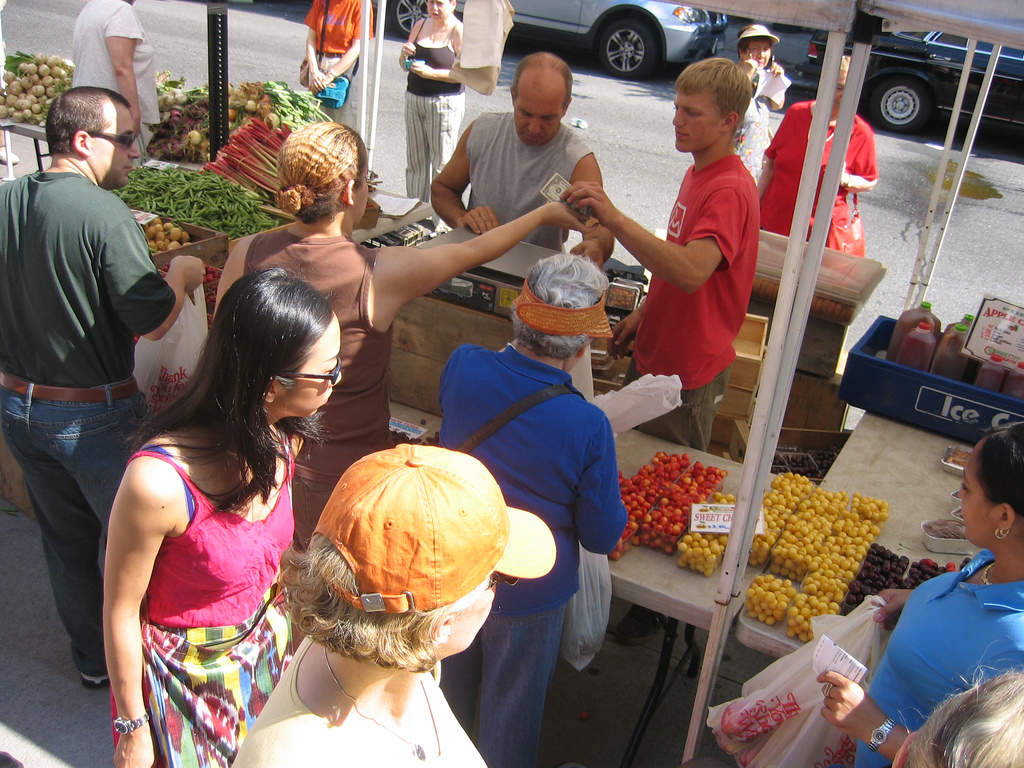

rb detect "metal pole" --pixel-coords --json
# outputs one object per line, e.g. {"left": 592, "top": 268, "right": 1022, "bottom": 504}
{"left": 367, "top": 0, "right": 387, "bottom": 170}
{"left": 903, "top": 40, "right": 977, "bottom": 310}
{"left": 681, "top": 30, "right": 866, "bottom": 762}
{"left": 358, "top": 0, "right": 370, "bottom": 138}
{"left": 912, "top": 43, "right": 1002, "bottom": 308}
{"left": 207, "top": 1, "right": 229, "bottom": 161}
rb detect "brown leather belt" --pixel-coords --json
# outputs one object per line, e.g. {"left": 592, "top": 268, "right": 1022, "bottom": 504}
{"left": 0, "top": 371, "right": 139, "bottom": 403}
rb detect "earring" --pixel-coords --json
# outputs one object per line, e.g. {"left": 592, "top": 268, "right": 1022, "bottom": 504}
{"left": 995, "top": 527, "right": 1010, "bottom": 540}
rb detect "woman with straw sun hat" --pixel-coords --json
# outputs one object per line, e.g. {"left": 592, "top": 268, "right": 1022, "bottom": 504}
{"left": 232, "top": 444, "right": 557, "bottom": 767}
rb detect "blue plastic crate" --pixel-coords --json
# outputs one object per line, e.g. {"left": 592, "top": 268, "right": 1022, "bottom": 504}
{"left": 839, "top": 316, "right": 1024, "bottom": 443}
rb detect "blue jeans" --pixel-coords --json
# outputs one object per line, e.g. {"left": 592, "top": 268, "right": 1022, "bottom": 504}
{"left": 1, "top": 388, "right": 147, "bottom": 677}
{"left": 441, "top": 603, "right": 567, "bottom": 768}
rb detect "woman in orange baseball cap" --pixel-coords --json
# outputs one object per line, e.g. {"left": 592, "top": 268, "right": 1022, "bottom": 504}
{"left": 232, "top": 444, "right": 556, "bottom": 768}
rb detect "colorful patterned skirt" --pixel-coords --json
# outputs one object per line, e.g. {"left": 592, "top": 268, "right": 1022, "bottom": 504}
{"left": 141, "top": 586, "right": 293, "bottom": 768}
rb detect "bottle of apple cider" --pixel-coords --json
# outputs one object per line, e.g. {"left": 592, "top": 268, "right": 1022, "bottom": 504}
{"left": 930, "top": 323, "right": 969, "bottom": 380}
{"left": 974, "top": 354, "right": 1008, "bottom": 392}
{"left": 1001, "top": 362, "right": 1024, "bottom": 399}
{"left": 887, "top": 302, "right": 941, "bottom": 360}
{"left": 895, "top": 322, "right": 937, "bottom": 371}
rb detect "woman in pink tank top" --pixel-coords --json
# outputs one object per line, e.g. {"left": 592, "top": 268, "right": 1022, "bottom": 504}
{"left": 103, "top": 269, "right": 342, "bottom": 768}
{"left": 216, "top": 121, "right": 585, "bottom": 546}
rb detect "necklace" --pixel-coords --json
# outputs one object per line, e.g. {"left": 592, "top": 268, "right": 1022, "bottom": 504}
{"left": 323, "top": 645, "right": 436, "bottom": 761}
{"left": 982, "top": 562, "right": 996, "bottom": 585}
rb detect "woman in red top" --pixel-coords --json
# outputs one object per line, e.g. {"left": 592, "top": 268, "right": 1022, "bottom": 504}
{"left": 758, "top": 56, "right": 878, "bottom": 244}
{"left": 103, "top": 269, "right": 341, "bottom": 768}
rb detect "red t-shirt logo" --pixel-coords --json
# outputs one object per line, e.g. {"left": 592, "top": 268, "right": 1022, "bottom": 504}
{"left": 668, "top": 201, "right": 687, "bottom": 240}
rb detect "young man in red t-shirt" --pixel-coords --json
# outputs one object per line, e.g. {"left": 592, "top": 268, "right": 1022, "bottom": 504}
{"left": 567, "top": 57, "right": 760, "bottom": 450}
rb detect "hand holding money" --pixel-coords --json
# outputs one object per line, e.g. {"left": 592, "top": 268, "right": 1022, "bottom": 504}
{"left": 562, "top": 180, "right": 621, "bottom": 230}
{"left": 540, "top": 172, "right": 592, "bottom": 220}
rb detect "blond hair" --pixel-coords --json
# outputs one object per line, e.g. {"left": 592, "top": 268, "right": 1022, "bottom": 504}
{"left": 675, "top": 57, "right": 751, "bottom": 124}
{"left": 280, "top": 535, "right": 455, "bottom": 673}
{"left": 275, "top": 122, "right": 367, "bottom": 223}
{"left": 905, "top": 671, "right": 1024, "bottom": 768}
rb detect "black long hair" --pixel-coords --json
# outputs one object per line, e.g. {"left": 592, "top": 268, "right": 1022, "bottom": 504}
{"left": 135, "top": 268, "right": 334, "bottom": 512}
{"left": 977, "top": 422, "right": 1024, "bottom": 518}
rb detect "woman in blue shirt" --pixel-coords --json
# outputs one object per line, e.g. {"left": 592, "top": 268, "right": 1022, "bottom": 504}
{"left": 818, "top": 422, "right": 1024, "bottom": 767}
{"left": 437, "top": 253, "right": 627, "bottom": 768}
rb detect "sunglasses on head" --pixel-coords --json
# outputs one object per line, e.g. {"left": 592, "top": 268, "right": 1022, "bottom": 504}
{"left": 88, "top": 130, "right": 138, "bottom": 149}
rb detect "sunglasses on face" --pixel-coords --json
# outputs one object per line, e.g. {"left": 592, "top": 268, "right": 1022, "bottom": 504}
{"left": 88, "top": 130, "right": 138, "bottom": 149}
{"left": 278, "top": 359, "right": 343, "bottom": 387}
{"left": 488, "top": 572, "right": 519, "bottom": 590}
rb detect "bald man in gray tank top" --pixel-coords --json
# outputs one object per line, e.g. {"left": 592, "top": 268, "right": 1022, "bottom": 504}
{"left": 431, "top": 52, "right": 614, "bottom": 262}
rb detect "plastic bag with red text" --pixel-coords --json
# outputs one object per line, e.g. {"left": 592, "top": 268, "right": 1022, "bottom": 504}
{"left": 134, "top": 288, "right": 207, "bottom": 413}
{"left": 707, "top": 599, "right": 886, "bottom": 767}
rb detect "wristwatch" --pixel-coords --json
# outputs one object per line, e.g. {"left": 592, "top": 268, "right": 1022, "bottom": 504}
{"left": 113, "top": 714, "right": 150, "bottom": 735}
{"left": 867, "top": 717, "right": 896, "bottom": 752}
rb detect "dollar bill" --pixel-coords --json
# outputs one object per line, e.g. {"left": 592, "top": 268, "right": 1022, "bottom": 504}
{"left": 540, "top": 172, "right": 572, "bottom": 203}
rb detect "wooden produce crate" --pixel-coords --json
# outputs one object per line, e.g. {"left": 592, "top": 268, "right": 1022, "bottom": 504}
{"left": 0, "top": 428, "right": 31, "bottom": 516}
{"left": 389, "top": 297, "right": 512, "bottom": 415}
{"left": 784, "top": 371, "right": 847, "bottom": 431}
{"left": 729, "top": 419, "right": 851, "bottom": 480}
{"left": 138, "top": 214, "right": 229, "bottom": 269}
{"left": 710, "top": 313, "right": 769, "bottom": 446}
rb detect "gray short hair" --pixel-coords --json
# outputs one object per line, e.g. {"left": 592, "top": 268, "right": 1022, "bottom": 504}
{"left": 512, "top": 253, "right": 607, "bottom": 359}
{"left": 906, "top": 671, "right": 1024, "bottom": 768}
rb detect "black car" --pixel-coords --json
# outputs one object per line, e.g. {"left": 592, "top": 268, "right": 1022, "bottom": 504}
{"left": 801, "top": 30, "right": 1024, "bottom": 133}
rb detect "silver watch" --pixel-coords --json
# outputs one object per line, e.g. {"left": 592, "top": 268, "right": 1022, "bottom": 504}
{"left": 113, "top": 714, "right": 150, "bottom": 735}
{"left": 868, "top": 717, "right": 895, "bottom": 752}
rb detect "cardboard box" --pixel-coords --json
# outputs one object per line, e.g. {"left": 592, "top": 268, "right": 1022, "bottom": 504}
{"left": 729, "top": 419, "right": 850, "bottom": 466}
{"left": 840, "top": 316, "right": 1024, "bottom": 443}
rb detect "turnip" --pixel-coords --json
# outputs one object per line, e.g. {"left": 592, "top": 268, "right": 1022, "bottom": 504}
{"left": 47, "top": 56, "right": 62, "bottom": 68}
{"left": 37, "top": 64, "right": 50, "bottom": 78}
{"left": 187, "top": 130, "right": 203, "bottom": 146}
{"left": 31, "top": 85, "right": 45, "bottom": 98}
{"left": 0, "top": 106, "right": 8, "bottom": 119}
{"left": 30, "top": 104, "right": 41, "bottom": 114}
{"left": 245, "top": 99, "right": 257, "bottom": 113}
{"left": 51, "top": 67, "right": 66, "bottom": 80}
{"left": 15, "top": 98, "right": 29, "bottom": 111}
{"left": 41, "top": 75, "right": 54, "bottom": 88}
{"left": 3, "top": 72, "right": 13, "bottom": 84}
{"left": 8, "top": 81, "right": 22, "bottom": 96}
{"left": 45, "top": 86, "right": 56, "bottom": 98}
{"left": 19, "top": 77, "right": 31, "bottom": 91}
{"left": 6, "top": 94, "right": 16, "bottom": 107}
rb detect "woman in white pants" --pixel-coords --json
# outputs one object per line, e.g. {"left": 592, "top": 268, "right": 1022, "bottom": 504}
{"left": 399, "top": 0, "right": 464, "bottom": 203}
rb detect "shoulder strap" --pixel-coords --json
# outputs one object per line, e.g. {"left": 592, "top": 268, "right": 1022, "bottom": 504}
{"left": 318, "top": 0, "right": 330, "bottom": 54}
{"left": 456, "top": 384, "right": 575, "bottom": 454}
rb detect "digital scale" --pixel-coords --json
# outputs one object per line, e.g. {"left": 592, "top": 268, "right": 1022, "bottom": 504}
{"left": 417, "top": 228, "right": 559, "bottom": 317}
{"left": 416, "top": 228, "right": 646, "bottom": 319}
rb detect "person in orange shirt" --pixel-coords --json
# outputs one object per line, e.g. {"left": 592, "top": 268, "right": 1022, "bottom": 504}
{"left": 302, "top": 0, "right": 373, "bottom": 126}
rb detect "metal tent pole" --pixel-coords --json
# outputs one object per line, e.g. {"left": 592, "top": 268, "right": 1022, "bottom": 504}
{"left": 911, "top": 43, "right": 1001, "bottom": 309}
{"left": 903, "top": 40, "right": 977, "bottom": 310}
{"left": 366, "top": 0, "right": 387, "bottom": 170}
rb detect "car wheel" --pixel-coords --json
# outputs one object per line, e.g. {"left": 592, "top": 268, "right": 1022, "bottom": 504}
{"left": 598, "top": 18, "right": 661, "bottom": 79}
{"left": 868, "top": 75, "right": 934, "bottom": 133}
{"left": 388, "top": 0, "right": 426, "bottom": 36}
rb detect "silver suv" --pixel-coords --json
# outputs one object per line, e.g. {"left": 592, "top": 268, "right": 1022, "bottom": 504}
{"left": 385, "top": 1, "right": 721, "bottom": 79}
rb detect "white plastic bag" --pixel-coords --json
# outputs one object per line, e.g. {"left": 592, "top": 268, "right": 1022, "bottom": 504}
{"left": 134, "top": 288, "right": 207, "bottom": 412}
{"left": 450, "top": 0, "right": 514, "bottom": 94}
{"left": 592, "top": 374, "right": 682, "bottom": 434}
{"left": 707, "top": 599, "right": 886, "bottom": 768}
{"left": 560, "top": 545, "right": 612, "bottom": 671}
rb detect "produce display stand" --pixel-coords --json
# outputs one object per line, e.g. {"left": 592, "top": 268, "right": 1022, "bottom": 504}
{"left": 733, "top": 411, "right": 966, "bottom": 657}
{"left": 0, "top": 119, "right": 47, "bottom": 175}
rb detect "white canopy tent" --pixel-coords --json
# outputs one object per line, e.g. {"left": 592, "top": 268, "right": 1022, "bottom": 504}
{"left": 291, "top": 0, "right": 1024, "bottom": 762}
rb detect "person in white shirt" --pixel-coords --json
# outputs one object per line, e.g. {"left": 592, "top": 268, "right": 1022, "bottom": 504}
{"left": 72, "top": 0, "right": 158, "bottom": 148}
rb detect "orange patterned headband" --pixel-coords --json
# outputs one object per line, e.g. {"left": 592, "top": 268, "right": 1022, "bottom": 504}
{"left": 512, "top": 281, "right": 612, "bottom": 338}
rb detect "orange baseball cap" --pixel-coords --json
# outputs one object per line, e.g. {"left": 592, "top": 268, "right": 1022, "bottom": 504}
{"left": 313, "top": 444, "right": 557, "bottom": 613}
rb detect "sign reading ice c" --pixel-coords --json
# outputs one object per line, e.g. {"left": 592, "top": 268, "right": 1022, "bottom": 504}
{"left": 915, "top": 386, "right": 1024, "bottom": 428}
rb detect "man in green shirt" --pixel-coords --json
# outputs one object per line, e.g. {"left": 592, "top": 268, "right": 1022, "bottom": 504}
{"left": 0, "top": 87, "right": 202, "bottom": 688}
